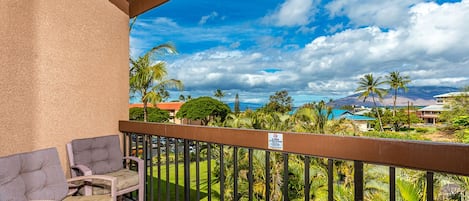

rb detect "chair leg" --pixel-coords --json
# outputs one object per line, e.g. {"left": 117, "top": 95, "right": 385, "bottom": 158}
{"left": 138, "top": 187, "right": 144, "bottom": 201}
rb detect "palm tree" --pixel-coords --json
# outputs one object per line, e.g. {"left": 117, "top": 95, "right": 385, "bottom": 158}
{"left": 214, "top": 89, "right": 226, "bottom": 101}
{"left": 130, "top": 43, "right": 183, "bottom": 122}
{"left": 356, "top": 74, "right": 387, "bottom": 132}
{"left": 385, "top": 71, "right": 411, "bottom": 117}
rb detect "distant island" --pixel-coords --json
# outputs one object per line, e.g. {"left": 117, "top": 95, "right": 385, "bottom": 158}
{"left": 224, "top": 86, "right": 460, "bottom": 111}
{"left": 329, "top": 86, "right": 459, "bottom": 107}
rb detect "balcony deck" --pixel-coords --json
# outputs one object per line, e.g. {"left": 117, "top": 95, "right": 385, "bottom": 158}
{"left": 119, "top": 120, "right": 469, "bottom": 201}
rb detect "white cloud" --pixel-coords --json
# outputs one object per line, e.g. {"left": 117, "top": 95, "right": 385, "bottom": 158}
{"left": 131, "top": 1, "right": 469, "bottom": 103}
{"left": 199, "top": 11, "right": 219, "bottom": 25}
{"left": 404, "top": 1, "right": 469, "bottom": 57}
{"left": 297, "top": 0, "right": 469, "bottom": 92}
{"left": 326, "top": 0, "right": 423, "bottom": 28}
{"left": 263, "top": 0, "right": 317, "bottom": 27}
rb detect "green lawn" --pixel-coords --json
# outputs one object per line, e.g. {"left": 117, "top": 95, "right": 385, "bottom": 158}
{"left": 146, "top": 160, "right": 222, "bottom": 201}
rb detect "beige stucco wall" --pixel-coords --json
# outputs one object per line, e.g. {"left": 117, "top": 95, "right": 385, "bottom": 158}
{"left": 0, "top": 1, "right": 129, "bottom": 174}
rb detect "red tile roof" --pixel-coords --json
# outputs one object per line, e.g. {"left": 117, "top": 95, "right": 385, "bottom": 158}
{"left": 129, "top": 102, "right": 184, "bottom": 111}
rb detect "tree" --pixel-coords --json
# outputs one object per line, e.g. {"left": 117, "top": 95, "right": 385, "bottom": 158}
{"left": 356, "top": 74, "right": 387, "bottom": 132}
{"left": 261, "top": 90, "right": 293, "bottom": 114}
{"left": 129, "top": 43, "right": 184, "bottom": 122}
{"left": 385, "top": 71, "right": 411, "bottom": 118}
{"left": 129, "top": 107, "right": 170, "bottom": 122}
{"left": 178, "top": 94, "right": 186, "bottom": 102}
{"left": 214, "top": 89, "right": 226, "bottom": 101}
{"left": 292, "top": 101, "right": 332, "bottom": 134}
{"left": 234, "top": 93, "right": 240, "bottom": 114}
{"left": 176, "top": 97, "right": 231, "bottom": 125}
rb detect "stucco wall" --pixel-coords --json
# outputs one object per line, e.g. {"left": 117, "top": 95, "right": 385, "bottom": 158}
{"left": 0, "top": 1, "right": 129, "bottom": 174}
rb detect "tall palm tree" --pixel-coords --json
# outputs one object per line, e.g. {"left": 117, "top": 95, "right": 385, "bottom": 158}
{"left": 214, "top": 89, "right": 226, "bottom": 101}
{"left": 356, "top": 74, "right": 387, "bottom": 132}
{"left": 130, "top": 43, "right": 183, "bottom": 122}
{"left": 385, "top": 71, "right": 411, "bottom": 117}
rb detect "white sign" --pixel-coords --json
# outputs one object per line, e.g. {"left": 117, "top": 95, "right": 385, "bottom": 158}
{"left": 268, "top": 133, "right": 283, "bottom": 150}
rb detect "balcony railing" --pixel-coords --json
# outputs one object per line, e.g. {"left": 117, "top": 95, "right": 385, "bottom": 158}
{"left": 119, "top": 120, "right": 469, "bottom": 201}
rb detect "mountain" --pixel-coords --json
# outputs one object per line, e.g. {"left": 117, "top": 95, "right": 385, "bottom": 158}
{"left": 330, "top": 86, "right": 459, "bottom": 107}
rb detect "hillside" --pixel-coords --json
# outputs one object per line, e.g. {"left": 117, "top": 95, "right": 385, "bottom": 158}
{"left": 330, "top": 86, "right": 459, "bottom": 107}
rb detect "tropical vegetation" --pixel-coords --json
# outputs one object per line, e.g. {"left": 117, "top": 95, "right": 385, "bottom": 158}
{"left": 176, "top": 96, "right": 231, "bottom": 125}
{"left": 129, "top": 43, "right": 183, "bottom": 122}
{"left": 356, "top": 73, "right": 387, "bottom": 132}
{"left": 129, "top": 71, "right": 469, "bottom": 200}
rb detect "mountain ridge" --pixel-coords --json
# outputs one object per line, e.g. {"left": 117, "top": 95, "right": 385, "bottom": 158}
{"left": 329, "top": 86, "right": 459, "bottom": 107}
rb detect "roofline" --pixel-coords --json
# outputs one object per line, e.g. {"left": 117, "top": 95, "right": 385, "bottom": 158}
{"left": 109, "top": 0, "right": 170, "bottom": 18}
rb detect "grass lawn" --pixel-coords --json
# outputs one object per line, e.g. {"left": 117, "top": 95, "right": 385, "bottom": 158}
{"left": 146, "top": 160, "right": 223, "bottom": 201}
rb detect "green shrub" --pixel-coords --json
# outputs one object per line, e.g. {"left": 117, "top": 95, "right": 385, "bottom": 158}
{"left": 415, "top": 128, "right": 429, "bottom": 133}
{"left": 129, "top": 107, "right": 170, "bottom": 122}
{"left": 361, "top": 131, "right": 428, "bottom": 141}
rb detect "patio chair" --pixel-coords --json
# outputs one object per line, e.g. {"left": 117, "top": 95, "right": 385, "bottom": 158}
{"left": 66, "top": 135, "right": 144, "bottom": 200}
{"left": 0, "top": 147, "right": 117, "bottom": 201}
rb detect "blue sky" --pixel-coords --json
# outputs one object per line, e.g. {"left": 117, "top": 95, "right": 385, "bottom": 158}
{"left": 130, "top": 0, "right": 469, "bottom": 106}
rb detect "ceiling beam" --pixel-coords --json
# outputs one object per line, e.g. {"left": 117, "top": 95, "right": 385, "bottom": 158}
{"left": 129, "top": 0, "right": 169, "bottom": 18}
{"left": 109, "top": 0, "right": 129, "bottom": 15}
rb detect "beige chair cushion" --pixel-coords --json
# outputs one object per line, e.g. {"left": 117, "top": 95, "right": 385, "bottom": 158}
{"left": 63, "top": 194, "right": 112, "bottom": 201}
{"left": 79, "top": 169, "right": 139, "bottom": 195}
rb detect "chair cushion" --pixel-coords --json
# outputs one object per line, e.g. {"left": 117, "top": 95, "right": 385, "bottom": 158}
{"left": 78, "top": 169, "right": 139, "bottom": 195}
{"left": 71, "top": 135, "right": 123, "bottom": 174}
{"left": 0, "top": 148, "right": 68, "bottom": 201}
{"left": 63, "top": 194, "right": 112, "bottom": 201}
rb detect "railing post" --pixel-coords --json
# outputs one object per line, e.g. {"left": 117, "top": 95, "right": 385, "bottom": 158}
{"left": 234, "top": 147, "right": 238, "bottom": 201}
{"left": 143, "top": 134, "right": 148, "bottom": 201}
{"left": 390, "top": 167, "right": 395, "bottom": 201}
{"left": 283, "top": 153, "right": 289, "bottom": 201}
{"left": 175, "top": 139, "right": 179, "bottom": 200}
{"left": 427, "top": 172, "right": 434, "bottom": 201}
{"left": 165, "top": 138, "right": 170, "bottom": 201}
{"left": 149, "top": 136, "right": 154, "bottom": 201}
{"left": 305, "top": 156, "right": 310, "bottom": 201}
{"left": 328, "top": 159, "right": 333, "bottom": 201}
{"left": 184, "top": 139, "right": 190, "bottom": 201}
{"left": 248, "top": 149, "right": 253, "bottom": 201}
{"left": 220, "top": 144, "right": 224, "bottom": 201}
{"left": 207, "top": 143, "right": 212, "bottom": 201}
{"left": 196, "top": 142, "right": 200, "bottom": 201}
{"left": 265, "top": 151, "right": 270, "bottom": 201}
{"left": 157, "top": 137, "right": 162, "bottom": 201}
{"left": 354, "top": 161, "right": 363, "bottom": 201}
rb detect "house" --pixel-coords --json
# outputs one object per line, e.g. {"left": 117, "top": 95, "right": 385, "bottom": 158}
{"left": 417, "top": 92, "right": 468, "bottom": 124}
{"left": 330, "top": 110, "right": 375, "bottom": 132}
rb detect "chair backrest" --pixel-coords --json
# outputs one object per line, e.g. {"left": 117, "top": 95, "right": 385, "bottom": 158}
{"left": 70, "top": 135, "right": 123, "bottom": 175}
{"left": 0, "top": 148, "right": 68, "bottom": 201}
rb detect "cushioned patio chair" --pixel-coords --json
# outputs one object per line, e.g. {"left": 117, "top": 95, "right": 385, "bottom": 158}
{"left": 66, "top": 135, "right": 144, "bottom": 200}
{"left": 0, "top": 147, "right": 117, "bottom": 201}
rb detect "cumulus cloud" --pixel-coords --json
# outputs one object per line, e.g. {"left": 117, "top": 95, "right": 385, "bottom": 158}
{"left": 131, "top": 1, "right": 469, "bottom": 105}
{"left": 326, "top": 0, "right": 423, "bottom": 28}
{"left": 263, "top": 0, "right": 318, "bottom": 27}
{"left": 299, "top": 1, "right": 469, "bottom": 92}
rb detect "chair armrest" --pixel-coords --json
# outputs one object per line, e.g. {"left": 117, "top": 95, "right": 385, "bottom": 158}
{"left": 123, "top": 156, "right": 144, "bottom": 186}
{"left": 71, "top": 164, "right": 92, "bottom": 176}
{"left": 123, "top": 156, "right": 143, "bottom": 163}
{"left": 67, "top": 175, "right": 117, "bottom": 201}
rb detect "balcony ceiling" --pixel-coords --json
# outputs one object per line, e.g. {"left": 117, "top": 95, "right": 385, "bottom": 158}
{"left": 110, "top": 0, "right": 169, "bottom": 18}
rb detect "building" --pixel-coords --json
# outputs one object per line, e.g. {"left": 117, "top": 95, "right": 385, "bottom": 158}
{"left": 129, "top": 102, "right": 185, "bottom": 124}
{"left": 330, "top": 109, "right": 375, "bottom": 132}
{"left": 417, "top": 91, "right": 468, "bottom": 124}
{"left": 1, "top": 0, "right": 169, "bottom": 174}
